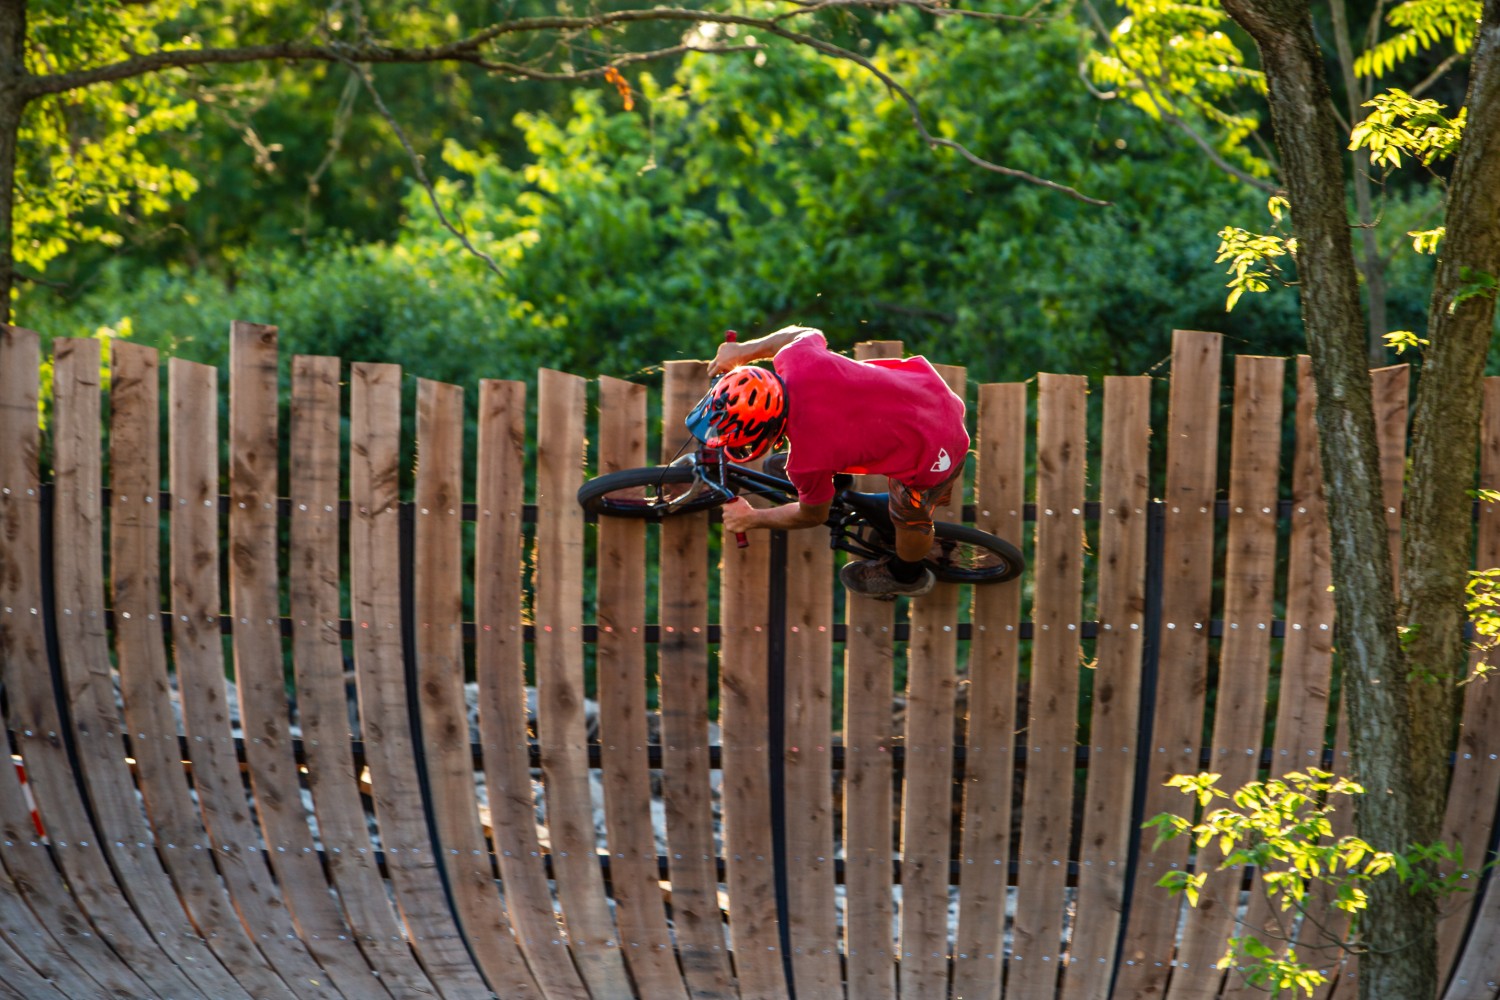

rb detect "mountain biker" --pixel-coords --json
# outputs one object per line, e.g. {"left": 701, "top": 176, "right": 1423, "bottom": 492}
{"left": 698, "top": 325, "right": 969, "bottom": 600}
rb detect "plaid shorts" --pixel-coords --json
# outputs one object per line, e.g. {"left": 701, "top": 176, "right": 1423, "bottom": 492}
{"left": 887, "top": 462, "right": 964, "bottom": 535}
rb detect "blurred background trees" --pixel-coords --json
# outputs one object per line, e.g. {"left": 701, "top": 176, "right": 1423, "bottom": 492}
{"left": 18, "top": 0, "right": 1394, "bottom": 387}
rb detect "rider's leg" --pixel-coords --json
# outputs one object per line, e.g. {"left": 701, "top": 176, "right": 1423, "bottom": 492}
{"left": 894, "top": 521, "right": 933, "bottom": 562}
{"left": 840, "top": 470, "right": 958, "bottom": 599}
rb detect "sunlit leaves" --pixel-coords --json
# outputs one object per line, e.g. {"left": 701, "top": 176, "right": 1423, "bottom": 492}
{"left": 1085, "top": 0, "right": 1267, "bottom": 172}
{"left": 1409, "top": 227, "right": 1445, "bottom": 253}
{"left": 16, "top": 0, "right": 201, "bottom": 278}
{"left": 1383, "top": 328, "right": 1429, "bottom": 354}
{"left": 1148, "top": 770, "right": 1480, "bottom": 998}
{"left": 1470, "top": 502, "right": 1500, "bottom": 684}
{"left": 1216, "top": 224, "right": 1292, "bottom": 310}
{"left": 1354, "top": 0, "right": 1482, "bottom": 79}
{"left": 1349, "top": 89, "right": 1466, "bottom": 170}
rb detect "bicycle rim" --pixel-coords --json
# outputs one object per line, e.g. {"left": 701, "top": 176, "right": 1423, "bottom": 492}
{"left": 926, "top": 523, "right": 1025, "bottom": 583}
{"left": 577, "top": 465, "right": 724, "bottom": 519}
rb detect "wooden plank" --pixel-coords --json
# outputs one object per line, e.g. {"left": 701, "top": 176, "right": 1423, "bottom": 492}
{"left": 842, "top": 340, "right": 905, "bottom": 1000}
{"left": 174, "top": 355, "right": 393, "bottom": 1000}
{"left": 170, "top": 355, "right": 312, "bottom": 998}
{"left": 897, "top": 363, "right": 968, "bottom": 999}
{"left": 112, "top": 341, "right": 313, "bottom": 1000}
{"left": 1438, "top": 376, "right": 1500, "bottom": 998}
{"left": 231, "top": 324, "right": 415, "bottom": 1000}
{"left": 287, "top": 355, "right": 439, "bottom": 996}
{"left": 1167, "top": 356, "right": 1285, "bottom": 1000}
{"left": 1270, "top": 357, "right": 1338, "bottom": 770}
{"left": 0, "top": 330, "right": 150, "bottom": 1000}
{"left": 0, "top": 842, "right": 128, "bottom": 999}
{"left": 414, "top": 378, "right": 542, "bottom": 995}
{"left": 1221, "top": 357, "right": 1338, "bottom": 1000}
{"left": 1009, "top": 373, "right": 1088, "bottom": 998}
{"left": 472, "top": 378, "right": 591, "bottom": 999}
{"left": 1114, "top": 330, "right": 1224, "bottom": 999}
{"left": 658, "top": 360, "right": 739, "bottom": 999}
{"left": 1061, "top": 375, "right": 1152, "bottom": 1000}
{"left": 952, "top": 381, "right": 1027, "bottom": 1000}
{"left": 0, "top": 328, "right": 161, "bottom": 1000}
{"left": 534, "top": 367, "right": 635, "bottom": 999}
{"left": 782, "top": 515, "right": 838, "bottom": 997}
{"left": 0, "top": 906, "right": 72, "bottom": 1000}
{"left": 594, "top": 376, "right": 694, "bottom": 1000}
{"left": 51, "top": 338, "right": 254, "bottom": 1000}
{"left": 348, "top": 361, "right": 496, "bottom": 998}
{"left": 718, "top": 514, "right": 786, "bottom": 999}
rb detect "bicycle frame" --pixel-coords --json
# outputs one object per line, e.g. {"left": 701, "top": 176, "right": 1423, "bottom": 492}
{"left": 685, "top": 446, "right": 901, "bottom": 561}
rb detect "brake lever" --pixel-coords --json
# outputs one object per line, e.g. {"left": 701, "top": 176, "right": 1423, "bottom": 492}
{"left": 700, "top": 444, "right": 749, "bottom": 549}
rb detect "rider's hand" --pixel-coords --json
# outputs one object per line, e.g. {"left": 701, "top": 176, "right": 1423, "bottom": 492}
{"left": 709, "top": 341, "right": 747, "bottom": 376}
{"left": 720, "top": 496, "right": 757, "bottom": 533}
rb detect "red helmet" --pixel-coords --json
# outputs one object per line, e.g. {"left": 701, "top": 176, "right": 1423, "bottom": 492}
{"left": 685, "top": 366, "right": 788, "bottom": 463}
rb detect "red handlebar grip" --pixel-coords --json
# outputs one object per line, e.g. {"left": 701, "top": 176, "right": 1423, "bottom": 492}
{"left": 725, "top": 330, "right": 738, "bottom": 342}
{"left": 735, "top": 531, "right": 749, "bottom": 549}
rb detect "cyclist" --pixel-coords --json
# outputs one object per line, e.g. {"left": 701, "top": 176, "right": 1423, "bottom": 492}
{"left": 697, "top": 325, "right": 969, "bottom": 600}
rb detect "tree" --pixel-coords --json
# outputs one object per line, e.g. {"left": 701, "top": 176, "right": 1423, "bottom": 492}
{"left": 1093, "top": 0, "right": 1500, "bottom": 994}
{"left": 22, "top": 9, "right": 1298, "bottom": 388}
{"left": 1083, "top": 0, "right": 1468, "bottom": 363}
{"left": 0, "top": 0, "right": 1103, "bottom": 325}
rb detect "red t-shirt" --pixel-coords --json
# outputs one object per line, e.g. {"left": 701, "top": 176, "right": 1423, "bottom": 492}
{"left": 772, "top": 331, "right": 969, "bottom": 506}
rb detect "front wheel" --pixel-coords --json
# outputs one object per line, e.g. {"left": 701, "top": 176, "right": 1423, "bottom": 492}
{"left": 578, "top": 465, "right": 726, "bottom": 519}
{"left": 927, "top": 523, "right": 1024, "bottom": 584}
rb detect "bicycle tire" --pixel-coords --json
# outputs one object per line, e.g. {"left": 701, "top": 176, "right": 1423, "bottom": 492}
{"left": 578, "top": 465, "right": 727, "bottom": 519}
{"left": 927, "top": 522, "right": 1025, "bottom": 584}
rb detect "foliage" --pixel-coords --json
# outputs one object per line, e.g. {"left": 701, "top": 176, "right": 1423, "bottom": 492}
{"left": 388, "top": 12, "right": 1290, "bottom": 379}
{"left": 1086, "top": 0, "right": 1486, "bottom": 354}
{"left": 1465, "top": 565, "right": 1500, "bottom": 683}
{"left": 17, "top": 2, "right": 200, "bottom": 276}
{"left": 26, "top": 12, "right": 1298, "bottom": 383}
{"left": 1208, "top": 81, "right": 1469, "bottom": 317}
{"left": 1349, "top": 90, "right": 1467, "bottom": 171}
{"left": 1086, "top": 0, "right": 1267, "bottom": 166}
{"left": 1354, "top": 0, "right": 1482, "bottom": 79}
{"left": 22, "top": 0, "right": 689, "bottom": 288}
{"left": 1147, "top": 770, "right": 1477, "bottom": 998}
{"left": 1216, "top": 202, "right": 1295, "bottom": 310}
{"left": 18, "top": 243, "right": 529, "bottom": 387}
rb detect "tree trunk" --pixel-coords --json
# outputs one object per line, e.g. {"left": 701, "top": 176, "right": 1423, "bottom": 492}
{"left": 1404, "top": 0, "right": 1500, "bottom": 842}
{"left": 1329, "top": 0, "right": 1393, "bottom": 364}
{"left": 1354, "top": 160, "right": 1391, "bottom": 365}
{"left": 0, "top": 0, "right": 26, "bottom": 325}
{"left": 1216, "top": 0, "right": 1434, "bottom": 996}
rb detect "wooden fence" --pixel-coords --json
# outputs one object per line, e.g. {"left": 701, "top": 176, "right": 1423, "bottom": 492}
{"left": 0, "top": 321, "right": 1498, "bottom": 1000}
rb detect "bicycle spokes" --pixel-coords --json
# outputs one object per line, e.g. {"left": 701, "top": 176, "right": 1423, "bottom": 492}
{"left": 929, "top": 536, "right": 1003, "bottom": 572}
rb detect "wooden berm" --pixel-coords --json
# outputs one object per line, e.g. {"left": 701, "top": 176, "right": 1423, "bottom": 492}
{"left": 0, "top": 322, "right": 1497, "bottom": 999}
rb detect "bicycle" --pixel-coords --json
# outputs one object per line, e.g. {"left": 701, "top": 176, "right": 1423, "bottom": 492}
{"left": 577, "top": 446, "right": 1024, "bottom": 585}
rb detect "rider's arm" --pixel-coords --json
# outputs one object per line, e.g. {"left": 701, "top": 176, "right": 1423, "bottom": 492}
{"left": 710, "top": 326, "right": 821, "bottom": 375}
{"left": 721, "top": 497, "right": 830, "bottom": 533}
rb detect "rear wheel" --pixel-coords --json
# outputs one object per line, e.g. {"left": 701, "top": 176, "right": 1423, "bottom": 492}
{"left": 577, "top": 465, "right": 725, "bottom": 519}
{"left": 926, "top": 523, "right": 1024, "bottom": 583}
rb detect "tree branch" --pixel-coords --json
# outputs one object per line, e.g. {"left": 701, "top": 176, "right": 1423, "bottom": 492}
{"left": 1410, "top": 52, "right": 1463, "bottom": 98}
{"left": 19, "top": 8, "right": 870, "bottom": 96}
{"left": 23, "top": 3, "right": 1107, "bottom": 206}
{"left": 342, "top": 56, "right": 508, "bottom": 282}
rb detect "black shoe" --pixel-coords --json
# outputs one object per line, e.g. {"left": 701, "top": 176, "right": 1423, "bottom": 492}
{"left": 840, "top": 558, "right": 936, "bottom": 601}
